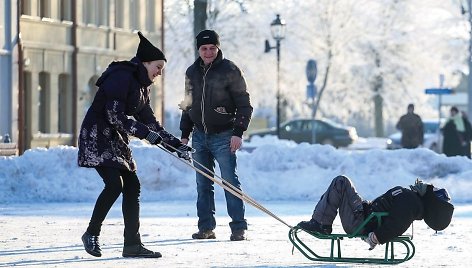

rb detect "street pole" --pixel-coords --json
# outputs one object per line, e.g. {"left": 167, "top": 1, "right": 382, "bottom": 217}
{"left": 305, "top": 59, "right": 318, "bottom": 144}
{"left": 276, "top": 39, "right": 281, "bottom": 138}
{"left": 265, "top": 14, "right": 286, "bottom": 138}
{"left": 468, "top": 0, "right": 472, "bottom": 119}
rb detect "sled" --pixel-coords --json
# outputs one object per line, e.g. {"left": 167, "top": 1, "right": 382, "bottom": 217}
{"left": 289, "top": 212, "right": 415, "bottom": 264}
{"left": 160, "top": 143, "right": 414, "bottom": 264}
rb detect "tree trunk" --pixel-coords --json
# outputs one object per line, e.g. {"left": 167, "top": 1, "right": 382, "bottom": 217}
{"left": 373, "top": 50, "right": 384, "bottom": 137}
{"left": 313, "top": 49, "right": 332, "bottom": 120}
{"left": 373, "top": 90, "right": 384, "bottom": 137}
{"left": 193, "top": 0, "right": 208, "bottom": 58}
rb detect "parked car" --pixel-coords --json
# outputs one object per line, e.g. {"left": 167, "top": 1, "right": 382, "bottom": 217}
{"left": 247, "top": 118, "right": 358, "bottom": 148}
{"left": 386, "top": 119, "right": 443, "bottom": 152}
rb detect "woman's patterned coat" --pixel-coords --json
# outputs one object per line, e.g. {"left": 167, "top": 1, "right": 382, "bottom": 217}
{"left": 78, "top": 57, "right": 163, "bottom": 171}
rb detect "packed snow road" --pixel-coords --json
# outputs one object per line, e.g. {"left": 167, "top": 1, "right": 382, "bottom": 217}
{"left": 1, "top": 201, "right": 471, "bottom": 267}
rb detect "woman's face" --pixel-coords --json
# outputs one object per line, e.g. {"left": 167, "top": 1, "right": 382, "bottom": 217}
{"left": 143, "top": 60, "right": 166, "bottom": 82}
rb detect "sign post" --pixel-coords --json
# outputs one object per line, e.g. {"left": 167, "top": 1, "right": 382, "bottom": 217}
{"left": 424, "top": 88, "right": 454, "bottom": 121}
{"left": 306, "top": 59, "right": 317, "bottom": 143}
{"left": 425, "top": 80, "right": 454, "bottom": 149}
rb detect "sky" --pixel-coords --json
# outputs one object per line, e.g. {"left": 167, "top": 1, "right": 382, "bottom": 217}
{"left": 1, "top": 137, "right": 471, "bottom": 267}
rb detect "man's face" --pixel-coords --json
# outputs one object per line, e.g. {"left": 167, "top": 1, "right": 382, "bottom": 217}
{"left": 198, "top": 44, "right": 219, "bottom": 65}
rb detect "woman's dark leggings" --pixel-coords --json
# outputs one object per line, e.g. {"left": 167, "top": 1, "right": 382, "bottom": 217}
{"left": 86, "top": 166, "right": 141, "bottom": 245}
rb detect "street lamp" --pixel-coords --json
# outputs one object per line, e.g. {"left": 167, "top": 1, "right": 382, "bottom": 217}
{"left": 265, "top": 14, "right": 286, "bottom": 138}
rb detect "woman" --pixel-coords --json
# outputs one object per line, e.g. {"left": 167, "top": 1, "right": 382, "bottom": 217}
{"left": 442, "top": 106, "right": 470, "bottom": 157}
{"left": 78, "top": 32, "right": 190, "bottom": 258}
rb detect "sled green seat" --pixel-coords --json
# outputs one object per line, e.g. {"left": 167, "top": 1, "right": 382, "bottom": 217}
{"left": 289, "top": 212, "right": 415, "bottom": 264}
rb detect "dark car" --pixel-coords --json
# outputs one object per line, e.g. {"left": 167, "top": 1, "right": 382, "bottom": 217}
{"left": 247, "top": 118, "right": 358, "bottom": 147}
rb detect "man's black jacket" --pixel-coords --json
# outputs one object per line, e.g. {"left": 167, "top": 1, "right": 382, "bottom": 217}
{"left": 180, "top": 50, "right": 253, "bottom": 139}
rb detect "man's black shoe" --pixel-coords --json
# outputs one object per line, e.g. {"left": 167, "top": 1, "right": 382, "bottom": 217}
{"left": 122, "top": 244, "right": 162, "bottom": 258}
{"left": 192, "top": 230, "right": 216, "bottom": 239}
{"left": 297, "top": 219, "right": 332, "bottom": 235}
{"left": 230, "top": 229, "right": 246, "bottom": 241}
{"left": 81, "top": 231, "right": 102, "bottom": 257}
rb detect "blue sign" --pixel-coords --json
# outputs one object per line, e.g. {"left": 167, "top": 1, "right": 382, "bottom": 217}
{"left": 306, "top": 84, "right": 317, "bottom": 99}
{"left": 424, "top": 88, "right": 454, "bottom": 95}
{"left": 306, "top": 60, "right": 317, "bottom": 83}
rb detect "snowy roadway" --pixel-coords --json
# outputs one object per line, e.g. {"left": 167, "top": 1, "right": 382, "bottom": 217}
{"left": 1, "top": 201, "right": 471, "bottom": 268}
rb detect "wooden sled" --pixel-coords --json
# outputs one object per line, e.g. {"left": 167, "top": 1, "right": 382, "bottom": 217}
{"left": 289, "top": 212, "right": 415, "bottom": 264}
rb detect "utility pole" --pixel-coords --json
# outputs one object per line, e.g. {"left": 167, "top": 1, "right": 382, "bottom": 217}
{"left": 464, "top": 3, "right": 472, "bottom": 158}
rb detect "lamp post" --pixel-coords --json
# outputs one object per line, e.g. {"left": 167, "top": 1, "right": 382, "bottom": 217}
{"left": 265, "top": 14, "right": 286, "bottom": 138}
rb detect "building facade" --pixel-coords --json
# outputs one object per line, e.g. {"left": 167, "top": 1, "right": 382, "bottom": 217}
{"left": 1, "top": 0, "right": 164, "bottom": 154}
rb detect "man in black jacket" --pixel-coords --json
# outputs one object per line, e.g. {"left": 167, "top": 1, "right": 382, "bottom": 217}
{"left": 297, "top": 176, "right": 454, "bottom": 249}
{"left": 179, "top": 30, "right": 253, "bottom": 241}
{"left": 396, "top": 104, "right": 424, "bottom": 149}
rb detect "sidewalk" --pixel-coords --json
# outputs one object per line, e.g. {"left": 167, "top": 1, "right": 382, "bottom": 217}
{"left": 0, "top": 201, "right": 470, "bottom": 267}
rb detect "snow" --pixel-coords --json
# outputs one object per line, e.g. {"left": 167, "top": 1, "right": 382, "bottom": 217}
{"left": 1, "top": 137, "right": 472, "bottom": 267}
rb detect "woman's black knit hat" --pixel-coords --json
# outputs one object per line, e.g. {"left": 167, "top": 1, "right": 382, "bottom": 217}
{"left": 136, "top": 32, "right": 166, "bottom": 62}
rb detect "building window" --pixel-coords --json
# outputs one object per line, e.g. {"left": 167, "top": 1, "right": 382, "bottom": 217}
{"left": 83, "top": 0, "right": 109, "bottom": 26}
{"left": 115, "top": 0, "right": 125, "bottom": 28}
{"left": 21, "top": 0, "right": 32, "bottom": 15}
{"left": 38, "top": 72, "right": 51, "bottom": 133}
{"left": 39, "top": 0, "right": 51, "bottom": 19}
{"left": 130, "top": 0, "right": 139, "bottom": 30}
{"left": 58, "top": 74, "right": 72, "bottom": 133}
{"left": 146, "top": 0, "right": 155, "bottom": 32}
{"left": 97, "top": 0, "right": 109, "bottom": 26}
{"left": 83, "top": 0, "right": 96, "bottom": 25}
{"left": 60, "top": 0, "right": 71, "bottom": 21}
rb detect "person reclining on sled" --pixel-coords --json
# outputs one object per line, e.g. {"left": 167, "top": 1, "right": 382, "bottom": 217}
{"left": 297, "top": 175, "right": 454, "bottom": 249}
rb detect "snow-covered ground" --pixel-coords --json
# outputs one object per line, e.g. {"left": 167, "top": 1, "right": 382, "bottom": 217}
{"left": 1, "top": 137, "right": 471, "bottom": 267}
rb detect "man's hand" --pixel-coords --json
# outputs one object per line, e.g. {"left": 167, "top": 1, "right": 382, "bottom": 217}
{"left": 230, "top": 136, "right": 242, "bottom": 153}
{"left": 181, "top": 138, "right": 189, "bottom": 145}
{"left": 362, "top": 232, "right": 379, "bottom": 250}
{"left": 176, "top": 144, "right": 193, "bottom": 161}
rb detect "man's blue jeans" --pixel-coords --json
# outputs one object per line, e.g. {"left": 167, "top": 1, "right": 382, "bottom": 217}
{"left": 191, "top": 129, "right": 247, "bottom": 232}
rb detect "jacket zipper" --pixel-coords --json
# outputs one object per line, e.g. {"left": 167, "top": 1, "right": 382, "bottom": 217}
{"left": 201, "top": 62, "right": 212, "bottom": 133}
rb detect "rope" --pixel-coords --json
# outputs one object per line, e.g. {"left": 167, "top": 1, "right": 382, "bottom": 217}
{"left": 158, "top": 142, "right": 293, "bottom": 228}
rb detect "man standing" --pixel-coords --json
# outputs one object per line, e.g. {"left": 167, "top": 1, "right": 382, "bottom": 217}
{"left": 396, "top": 104, "right": 424, "bottom": 149}
{"left": 179, "top": 30, "right": 253, "bottom": 241}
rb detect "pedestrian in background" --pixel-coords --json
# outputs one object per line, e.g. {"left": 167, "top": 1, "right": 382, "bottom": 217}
{"left": 396, "top": 104, "right": 424, "bottom": 149}
{"left": 442, "top": 106, "right": 472, "bottom": 157}
{"left": 78, "top": 32, "right": 191, "bottom": 258}
{"left": 461, "top": 111, "right": 472, "bottom": 158}
{"left": 179, "top": 30, "right": 253, "bottom": 241}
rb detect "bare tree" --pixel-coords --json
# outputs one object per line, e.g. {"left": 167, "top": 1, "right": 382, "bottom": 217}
{"left": 164, "top": 0, "right": 466, "bottom": 136}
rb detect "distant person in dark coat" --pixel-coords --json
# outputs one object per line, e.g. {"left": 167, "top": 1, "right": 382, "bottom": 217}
{"left": 396, "top": 104, "right": 424, "bottom": 149}
{"left": 297, "top": 176, "right": 454, "bottom": 250}
{"left": 461, "top": 111, "right": 472, "bottom": 158}
{"left": 442, "top": 106, "right": 472, "bottom": 157}
{"left": 78, "top": 32, "right": 191, "bottom": 258}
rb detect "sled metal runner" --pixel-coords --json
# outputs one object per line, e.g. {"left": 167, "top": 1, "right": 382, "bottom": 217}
{"left": 289, "top": 212, "right": 415, "bottom": 264}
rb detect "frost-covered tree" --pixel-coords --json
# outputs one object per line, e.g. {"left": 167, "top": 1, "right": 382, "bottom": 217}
{"left": 163, "top": 0, "right": 468, "bottom": 136}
